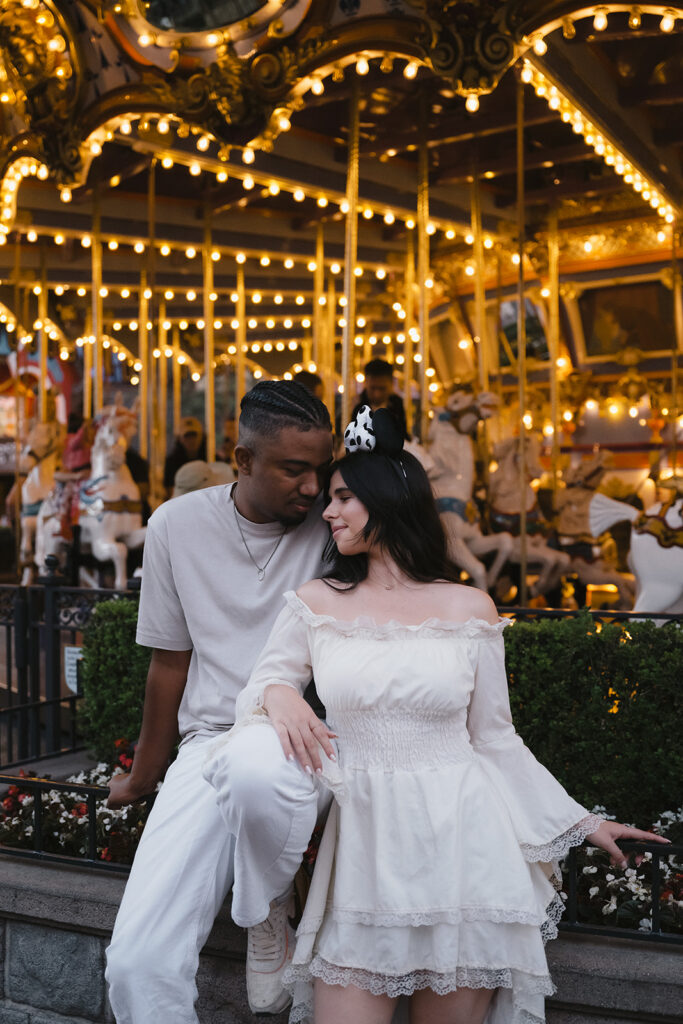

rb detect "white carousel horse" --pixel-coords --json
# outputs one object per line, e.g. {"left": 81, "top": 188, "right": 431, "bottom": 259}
{"left": 555, "top": 452, "right": 636, "bottom": 609}
{"left": 589, "top": 482, "right": 683, "bottom": 614}
{"left": 35, "top": 413, "right": 146, "bottom": 590}
{"left": 488, "top": 435, "right": 571, "bottom": 599}
{"left": 18, "top": 421, "right": 63, "bottom": 585}
{"left": 428, "top": 391, "right": 514, "bottom": 593}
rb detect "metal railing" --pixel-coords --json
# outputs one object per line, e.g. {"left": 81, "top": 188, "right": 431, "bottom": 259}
{"left": 0, "top": 562, "right": 138, "bottom": 770}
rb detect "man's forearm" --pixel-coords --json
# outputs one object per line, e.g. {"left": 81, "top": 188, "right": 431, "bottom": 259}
{"left": 128, "top": 649, "right": 191, "bottom": 793}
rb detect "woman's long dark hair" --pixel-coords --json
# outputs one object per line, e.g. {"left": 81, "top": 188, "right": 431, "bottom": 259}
{"left": 323, "top": 430, "right": 462, "bottom": 590}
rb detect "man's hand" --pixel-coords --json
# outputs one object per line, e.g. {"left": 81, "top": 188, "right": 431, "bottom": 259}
{"left": 106, "top": 772, "right": 153, "bottom": 809}
{"left": 262, "top": 683, "right": 337, "bottom": 775}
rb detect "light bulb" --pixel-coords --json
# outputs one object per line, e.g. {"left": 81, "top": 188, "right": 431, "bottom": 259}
{"left": 27, "top": 229, "right": 37, "bottom": 242}
{"left": 242, "top": 148, "right": 255, "bottom": 164}
{"left": 593, "top": 8, "right": 608, "bottom": 31}
{"left": 243, "top": 175, "right": 254, "bottom": 190}
{"left": 216, "top": 170, "right": 228, "bottom": 183}
{"left": 189, "top": 162, "right": 201, "bottom": 176}
{"left": 628, "top": 8, "right": 641, "bottom": 30}
{"left": 196, "top": 135, "right": 210, "bottom": 152}
{"left": 403, "top": 61, "right": 419, "bottom": 80}
{"left": 134, "top": 241, "right": 145, "bottom": 254}
{"left": 81, "top": 234, "right": 92, "bottom": 248}
{"left": 533, "top": 36, "right": 547, "bottom": 55}
{"left": 185, "top": 246, "right": 196, "bottom": 259}
{"left": 317, "top": 196, "right": 328, "bottom": 208}
{"left": 384, "top": 211, "right": 395, "bottom": 225}
{"left": 260, "top": 255, "right": 271, "bottom": 267}
{"left": 376, "top": 268, "right": 386, "bottom": 280}
{"left": 356, "top": 57, "right": 369, "bottom": 76}
{"left": 54, "top": 233, "right": 64, "bottom": 245}
{"left": 293, "top": 188, "right": 305, "bottom": 202}
{"left": 660, "top": 11, "right": 675, "bottom": 32}
{"left": 60, "top": 187, "right": 72, "bottom": 203}
{"left": 310, "top": 77, "right": 324, "bottom": 96}
{"left": 160, "top": 244, "right": 171, "bottom": 256}
{"left": 284, "top": 258, "right": 294, "bottom": 269}
{"left": 465, "top": 93, "right": 479, "bottom": 113}
{"left": 211, "top": 250, "right": 221, "bottom": 262}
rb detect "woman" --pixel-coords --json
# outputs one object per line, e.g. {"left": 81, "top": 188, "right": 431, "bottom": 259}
{"left": 206, "top": 406, "right": 668, "bottom": 1024}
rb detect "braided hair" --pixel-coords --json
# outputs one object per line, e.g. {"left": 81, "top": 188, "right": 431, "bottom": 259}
{"left": 238, "top": 380, "right": 331, "bottom": 448}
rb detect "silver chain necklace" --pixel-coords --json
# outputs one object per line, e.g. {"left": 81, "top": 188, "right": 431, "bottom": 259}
{"left": 233, "top": 497, "right": 287, "bottom": 581}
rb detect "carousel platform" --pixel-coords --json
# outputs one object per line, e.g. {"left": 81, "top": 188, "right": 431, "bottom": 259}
{"left": 0, "top": 854, "right": 680, "bottom": 1024}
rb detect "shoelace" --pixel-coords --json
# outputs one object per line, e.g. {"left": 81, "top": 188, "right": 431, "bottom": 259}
{"left": 248, "top": 904, "right": 289, "bottom": 968}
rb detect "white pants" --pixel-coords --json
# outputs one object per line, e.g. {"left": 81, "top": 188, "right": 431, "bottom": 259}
{"left": 106, "top": 726, "right": 327, "bottom": 1024}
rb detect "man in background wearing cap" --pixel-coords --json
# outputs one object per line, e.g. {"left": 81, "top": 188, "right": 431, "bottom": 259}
{"left": 163, "top": 417, "right": 207, "bottom": 499}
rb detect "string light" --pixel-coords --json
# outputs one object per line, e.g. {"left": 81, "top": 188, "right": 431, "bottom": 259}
{"left": 356, "top": 57, "right": 370, "bottom": 75}
{"left": 242, "top": 148, "right": 255, "bottom": 164}
{"left": 108, "top": 240, "right": 119, "bottom": 251}
{"left": 660, "top": 10, "right": 675, "bottom": 32}
{"left": 185, "top": 246, "right": 196, "bottom": 259}
{"left": 293, "top": 189, "right": 305, "bottom": 202}
{"left": 593, "top": 8, "right": 608, "bottom": 31}
{"left": 465, "top": 93, "right": 479, "bottom": 113}
{"left": 403, "top": 61, "right": 419, "bottom": 80}
{"left": 189, "top": 162, "right": 201, "bottom": 176}
{"left": 243, "top": 175, "right": 254, "bottom": 190}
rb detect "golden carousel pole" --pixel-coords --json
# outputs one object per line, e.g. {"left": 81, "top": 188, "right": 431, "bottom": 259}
{"left": 138, "top": 270, "right": 149, "bottom": 459}
{"left": 38, "top": 249, "right": 48, "bottom": 420}
{"left": 516, "top": 74, "right": 528, "bottom": 607}
{"left": 158, "top": 297, "right": 168, "bottom": 472}
{"left": 471, "top": 168, "right": 489, "bottom": 394}
{"left": 236, "top": 264, "right": 246, "bottom": 410}
{"left": 325, "top": 271, "right": 336, "bottom": 416}
{"left": 83, "top": 309, "right": 93, "bottom": 418}
{"left": 417, "top": 113, "right": 430, "bottom": 440}
{"left": 547, "top": 210, "right": 561, "bottom": 503}
{"left": 672, "top": 223, "right": 682, "bottom": 478}
{"left": 172, "top": 324, "right": 181, "bottom": 434}
{"left": 202, "top": 209, "right": 215, "bottom": 463}
{"left": 341, "top": 80, "right": 360, "bottom": 428}
{"left": 12, "top": 240, "right": 22, "bottom": 572}
{"left": 91, "top": 189, "right": 104, "bottom": 414}
{"left": 404, "top": 230, "right": 415, "bottom": 435}
{"left": 314, "top": 224, "right": 325, "bottom": 370}
{"left": 147, "top": 161, "right": 159, "bottom": 497}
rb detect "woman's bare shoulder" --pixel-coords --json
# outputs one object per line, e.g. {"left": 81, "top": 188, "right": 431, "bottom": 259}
{"left": 438, "top": 583, "right": 499, "bottom": 625}
{"left": 296, "top": 578, "right": 346, "bottom": 615}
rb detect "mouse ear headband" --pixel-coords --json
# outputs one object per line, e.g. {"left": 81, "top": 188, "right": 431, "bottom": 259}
{"left": 343, "top": 405, "right": 407, "bottom": 480}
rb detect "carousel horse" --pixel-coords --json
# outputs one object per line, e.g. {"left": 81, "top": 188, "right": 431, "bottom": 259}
{"left": 18, "top": 421, "right": 63, "bottom": 585}
{"left": 589, "top": 480, "right": 683, "bottom": 614}
{"left": 428, "top": 391, "right": 514, "bottom": 593}
{"left": 35, "top": 411, "right": 146, "bottom": 590}
{"left": 555, "top": 452, "right": 636, "bottom": 609}
{"left": 488, "top": 435, "right": 571, "bottom": 598}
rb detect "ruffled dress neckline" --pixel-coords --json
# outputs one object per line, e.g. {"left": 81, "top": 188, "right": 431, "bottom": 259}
{"left": 284, "top": 589, "right": 510, "bottom": 640}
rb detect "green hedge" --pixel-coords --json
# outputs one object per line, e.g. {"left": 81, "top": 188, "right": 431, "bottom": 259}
{"left": 77, "top": 602, "right": 682, "bottom": 826}
{"left": 78, "top": 599, "right": 151, "bottom": 761}
{"left": 504, "top": 611, "right": 683, "bottom": 826}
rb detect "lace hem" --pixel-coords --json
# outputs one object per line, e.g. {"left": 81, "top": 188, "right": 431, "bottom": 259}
{"left": 285, "top": 959, "right": 553, "bottom": 1023}
{"left": 284, "top": 590, "right": 510, "bottom": 640}
{"left": 520, "top": 814, "right": 604, "bottom": 862}
{"left": 330, "top": 906, "right": 544, "bottom": 927}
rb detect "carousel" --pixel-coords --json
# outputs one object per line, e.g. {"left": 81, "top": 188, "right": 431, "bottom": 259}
{"left": 0, "top": 0, "right": 681, "bottom": 610}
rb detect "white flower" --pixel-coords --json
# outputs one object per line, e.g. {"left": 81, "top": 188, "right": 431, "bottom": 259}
{"left": 601, "top": 896, "right": 617, "bottom": 915}
{"left": 638, "top": 918, "right": 652, "bottom": 931}
{"left": 605, "top": 873, "right": 615, "bottom": 882}
{"left": 582, "top": 866, "right": 598, "bottom": 875}
{"left": 625, "top": 868, "right": 636, "bottom": 878}
{"left": 589, "top": 886, "right": 600, "bottom": 897}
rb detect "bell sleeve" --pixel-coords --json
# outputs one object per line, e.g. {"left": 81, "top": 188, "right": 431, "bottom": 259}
{"left": 466, "top": 624, "right": 603, "bottom": 862}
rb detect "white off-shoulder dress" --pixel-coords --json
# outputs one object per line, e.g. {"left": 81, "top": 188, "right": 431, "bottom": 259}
{"left": 212, "top": 591, "right": 603, "bottom": 1024}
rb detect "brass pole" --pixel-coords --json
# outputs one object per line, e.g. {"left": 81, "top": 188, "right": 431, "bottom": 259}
{"left": 548, "top": 210, "right": 560, "bottom": 503}
{"left": 83, "top": 308, "right": 93, "bottom": 418}
{"left": 158, "top": 297, "right": 168, "bottom": 474}
{"left": 404, "top": 230, "right": 415, "bottom": 434}
{"left": 672, "top": 224, "right": 682, "bottom": 478}
{"left": 12, "top": 240, "right": 22, "bottom": 575}
{"left": 172, "top": 324, "right": 181, "bottom": 434}
{"left": 38, "top": 253, "right": 48, "bottom": 420}
{"left": 236, "top": 264, "right": 246, "bottom": 409}
{"left": 138, "top": 270, "right": 148, "bottom": 459}
{"left": 147, "top": 161, "right": 157, "bottom": 481}
{"left": 325, "top": 273, "right": 336, "bottom": 418}
{"left": 471, "top": 170, "right": 489, "bottom": 393}
{"left": 203, "top": 213, "right": 215, "bottom": 462}
{"left": 417, "top": 119, "right": 430, "bottom": 440}
{"left": 91, "top": 192, "right": 104, "bottom": 414}
{"left": 341, "top": 80, "right": 360, "bottom": 427}
{"left": 516, "top": 75, "right": 528, "bottom": 606}
{"left": 314, "top": 224, "right": 325, "bottom": 369}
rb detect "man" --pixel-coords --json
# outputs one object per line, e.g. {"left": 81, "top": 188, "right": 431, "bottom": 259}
{"left": 105, "top": 381, "right": 334, "bottom": 1022}
{"left": 352, "top": 357, "right": 408, "bottom": 440}
{"left": 162, "top": 416, "right": 207, "bottom": 498}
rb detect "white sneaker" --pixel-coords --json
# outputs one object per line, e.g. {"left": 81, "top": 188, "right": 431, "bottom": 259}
{"left": 246, "top": 896, "right": 295, "bottom": 1015}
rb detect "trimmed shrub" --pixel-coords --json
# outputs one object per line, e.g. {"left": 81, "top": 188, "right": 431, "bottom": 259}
{"left": 504, "top": 610, "right": 683, "bottom": 826}
{"left": 78, "top": 599, "right": 151, "bottom": 760}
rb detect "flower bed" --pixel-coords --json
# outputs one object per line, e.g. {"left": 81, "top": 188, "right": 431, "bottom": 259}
{"left": 1, "top": 750, "right": 681, "bottom": 935}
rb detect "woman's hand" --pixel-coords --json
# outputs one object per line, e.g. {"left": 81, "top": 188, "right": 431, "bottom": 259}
{"left": 262, "top": 684, "right": 337, "bottom": 775}
{"left": 587, "top": 820, "right": 672, "bottom": 869}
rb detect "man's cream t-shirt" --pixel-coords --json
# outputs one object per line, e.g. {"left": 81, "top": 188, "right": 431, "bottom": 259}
{"left": 136, "top": 484, "right": 329, "bottom": 742}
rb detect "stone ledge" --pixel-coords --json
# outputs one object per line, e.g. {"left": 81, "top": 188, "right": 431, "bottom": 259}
{"left": 1, "top": 854, "right": 682, "bottom": 1024}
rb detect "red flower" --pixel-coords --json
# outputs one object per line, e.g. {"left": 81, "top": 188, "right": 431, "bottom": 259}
{"left": 2, "top": 797, "right": 15, "bottom": 812}
{"left": 71, "top": 802, "right": 88, "bottom": 818}
{"left": 114, "top": 738, "right": 128, "bottom": 750}
{"left": 118, "top": 754, "right": 133, "bottom": 769}
{"left": 100, "top": 847, "right": 112, "bottom": 861}
{"left": 8, "top": 786, "right": 20, "bottom": 797}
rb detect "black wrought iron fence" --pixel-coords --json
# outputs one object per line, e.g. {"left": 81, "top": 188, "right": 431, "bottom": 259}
{"left": 0, "top": 562, "right": 138, "bottom": 770}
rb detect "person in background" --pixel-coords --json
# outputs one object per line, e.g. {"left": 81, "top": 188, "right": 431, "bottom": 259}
{"left": 215, "top": 418, "right": 238, "bottom": 469}
{"left": 352, "top": 358, "right": 408, "bottom": 440}
{"left": 294, "top": 370, "right": 324, "bottom": 401}
{"left": 163, "top": 417, "right": 206, "bottom": 499}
